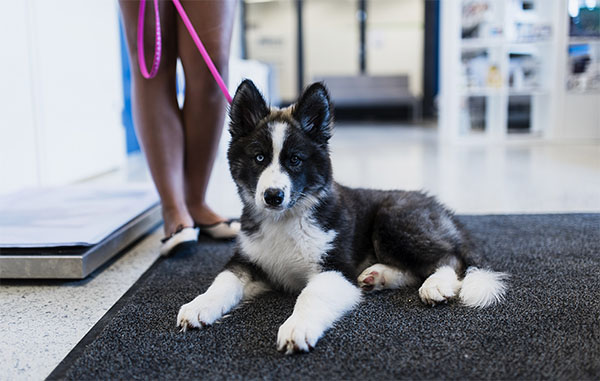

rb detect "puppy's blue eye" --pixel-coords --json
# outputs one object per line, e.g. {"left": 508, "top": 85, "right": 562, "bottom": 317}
{"left": 255, "top": 154, "right": 265, "bottom": 163}
{"left": 290, "top": 155, "right": 301, "bottom": 166}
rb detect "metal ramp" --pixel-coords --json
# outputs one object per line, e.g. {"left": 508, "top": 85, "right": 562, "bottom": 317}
{"left": 0, "top": 184, "right": 161, "bottom": 279}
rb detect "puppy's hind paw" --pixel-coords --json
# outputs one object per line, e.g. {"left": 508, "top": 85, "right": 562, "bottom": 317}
{"left": 357, "top": 264, "right": 390, "bottom": 291}
{"left": 418, "top": 266, "right": 461, "bottom": 306}
{"left": 358, "top": 271, "right": 382, "bottom": 291}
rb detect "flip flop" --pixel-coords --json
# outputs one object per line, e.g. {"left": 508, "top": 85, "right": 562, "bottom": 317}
{"left": 159, "top": 225, "right": 198, "bottom": 256}
{"left": 196, "top": 219, "right": 241, "bottom": 240}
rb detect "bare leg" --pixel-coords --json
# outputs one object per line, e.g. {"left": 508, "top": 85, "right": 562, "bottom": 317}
{"left": 119, "top": 0, "right": 193, "bottom": 235}
{"left": 177, "top": 0, "right": 236, "bottom": 225}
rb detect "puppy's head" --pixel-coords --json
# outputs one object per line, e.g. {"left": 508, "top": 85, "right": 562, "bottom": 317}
{"left": 227, "top": 80, "right": 333, "bottom": 216}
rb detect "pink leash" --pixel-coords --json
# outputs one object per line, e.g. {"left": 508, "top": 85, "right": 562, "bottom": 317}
{"left": 137, "top": 0, "right": 233, "bottom": 104}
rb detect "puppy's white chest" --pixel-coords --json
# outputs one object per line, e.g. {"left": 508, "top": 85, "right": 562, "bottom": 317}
{"left": 239, "top": 217, "right": 336, "bottom": 292}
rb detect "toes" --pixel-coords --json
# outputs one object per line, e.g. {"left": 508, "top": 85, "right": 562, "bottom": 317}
{"left": 284, "top": 339, "right": 312, "bottom": 355}
{"left": 419, "top": 286, "right": 447, "bottom": 306}
{"left": 178, "top": 315, "right": 197, "bottom": 330}
{"left": 177, "top": 300, "right": 216, "bottom": 330}
{"left": 419, "top": 282, "right": 457, "bottom": 306}
{"left": 178, "top": 315, "right": 209, "bottom": 331}
{"left": 359, "top": 274, "right": 376, "bottom": 291}
{"left": 281, "top": 338, "right": 310, "bottom": 355}
{"left": 278, "top": 339, "right": 302, "bottom": 355}
{"left": 358, "top": 270, "right": 384, "bottom": 291}
{"left": 277, "top": 318, "right": 320, "bottom": 355}
{"left": 179, "top": 320, "right": 189, "bottom": 332}
{"left": 177, "top": 307, "right": 199, "bottom": 329}
{"left": 419, "top": 267, "right": 461, "bottom": 306}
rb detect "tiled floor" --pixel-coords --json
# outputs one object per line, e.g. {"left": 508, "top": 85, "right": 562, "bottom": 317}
{"left": 0, "top": 232, "right": 161, "bottom": 379}
{"left": 1, "top": 124, "right": 599, "bottom": 380}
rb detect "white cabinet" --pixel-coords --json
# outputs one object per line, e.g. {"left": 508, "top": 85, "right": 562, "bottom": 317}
{"left": 0, "top": 0, "right": 125, "bottom": 195}
{"left": 440, "top": 0, "right": 600, "bottom": 142}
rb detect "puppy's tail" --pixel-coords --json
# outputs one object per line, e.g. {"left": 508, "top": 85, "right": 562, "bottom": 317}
{"left": 459, "top": 267, "right": 508, "bottom": 308}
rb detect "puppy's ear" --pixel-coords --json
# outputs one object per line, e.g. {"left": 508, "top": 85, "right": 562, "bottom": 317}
{"left": 229, "top": 79, "right": 269, "bottom": 138}
{"left": 292, "top": 82, "right": 333, "bottom": 143}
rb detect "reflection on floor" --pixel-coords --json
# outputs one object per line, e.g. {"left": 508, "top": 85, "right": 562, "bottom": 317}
{"left": 2, "top": 123, "right": 599, "bottom": 379}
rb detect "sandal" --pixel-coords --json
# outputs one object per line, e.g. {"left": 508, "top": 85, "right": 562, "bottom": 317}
{"left": 159, "top": 225, "right": 198, "bottom": 256}
{"left": 196, "top": 219, "right": 241, "bottom": 240}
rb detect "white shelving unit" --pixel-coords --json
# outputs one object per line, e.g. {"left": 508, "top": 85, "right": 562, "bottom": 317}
{"left": 440, "top": 0, "right": 600, "bottom": 142}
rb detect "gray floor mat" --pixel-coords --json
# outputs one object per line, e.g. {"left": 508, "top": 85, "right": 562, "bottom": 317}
{"left": 48, "top": 214, "right": 600, "bottom": 380}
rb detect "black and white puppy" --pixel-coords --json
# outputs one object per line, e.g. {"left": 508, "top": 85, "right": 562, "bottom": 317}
{"left": 177, "top": 80, "right": 507, "bottom": 354}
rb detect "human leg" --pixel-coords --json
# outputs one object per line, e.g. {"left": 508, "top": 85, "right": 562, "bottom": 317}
{"left": 176, "top": 0, "right": 236, "bottom": 226}
{"left": 119, "top": 0, "right": 194, "bottom": 235}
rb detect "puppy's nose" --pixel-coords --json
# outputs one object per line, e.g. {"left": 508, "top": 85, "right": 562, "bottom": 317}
{"left": 264, "top": 188, "right": 284, "bottom": 207}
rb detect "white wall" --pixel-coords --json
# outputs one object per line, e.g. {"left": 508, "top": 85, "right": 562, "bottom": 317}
{"left": 367, "top": 0, "right": 424, "bottom": 96}
{"left": 0, "top": 0, "right": 39, "bottom": 194}
{"left": 245, "top": 0, "right": 425, "bottom": 101}
{"left": 0, "top": 0, "right": 126, "bottom": 195}
{"left": 304, "top": 0, "right": 360, "bottom": 80}
{"left": 306, "top": 0, "right": 424, "bottom": 96}
{"left": 245, "top": 0, "right": 298, "bottom": 101}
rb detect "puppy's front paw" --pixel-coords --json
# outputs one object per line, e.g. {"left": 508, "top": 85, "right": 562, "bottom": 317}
{"left": 277, "top": 315, "right": 322, "bottom": 355}
{"left": 177, "top": 295, "right": 224, "bottom": 331}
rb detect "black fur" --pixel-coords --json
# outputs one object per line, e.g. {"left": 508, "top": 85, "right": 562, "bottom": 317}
{"left": 292, "top": 82, "right": 333, "bottom": 144}
{"left": 229, "top": 79, "right": 270, "bottom": 139}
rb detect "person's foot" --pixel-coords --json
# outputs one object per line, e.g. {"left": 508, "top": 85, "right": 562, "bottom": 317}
{"left": 162, "top": 205, "right": 194, "bottom": 236}
{"left": 160, "top": 205, "right": 197, "bottom": 257}
{"left": 188, "top": 202, "right": 240, "bottom": 239}
{"left": 187, "top": 202, "right": 225, "bottom": 226}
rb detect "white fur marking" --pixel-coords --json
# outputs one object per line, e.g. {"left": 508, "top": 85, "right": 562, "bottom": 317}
{"left": 459, "top": 267, "right": 508, "bottom": 308}
{"left": 238, "top": 214, "right": 336, "bottom": 292}
{"left": 277, "top": 271, "right": 362, "bottom": 354}
{"left": 419, "top": 266, "right": 462, "bottom": 306}
{"left": 255, "top": 122, "right": 291, "bottom": 209}
{"left": 177, "top": 270, "right": 266, "bottom": 330}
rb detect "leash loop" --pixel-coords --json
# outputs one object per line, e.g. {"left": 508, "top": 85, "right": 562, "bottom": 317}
{"left": 137, "top": 0, "right": 233, "bottom": 104}
{"left": 137, "top": 0, "right": 162, "bottom": 79}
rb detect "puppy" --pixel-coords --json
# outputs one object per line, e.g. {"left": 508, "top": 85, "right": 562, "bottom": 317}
{"left": 177, "top": 80, "right": 507, "bottom": 354}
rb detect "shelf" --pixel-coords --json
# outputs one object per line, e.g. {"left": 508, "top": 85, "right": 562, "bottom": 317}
{"left": 461, "top": 39, "right": 554, "bottom": 50}
{"left": 566, "top": 89, "right": 600, "bottom": 95}
{"left": 507, "top": 40, "right": 553, "bottom": 47}
{"left": 442, "top": 1, "right": 598, "bottom": 142}
{"left": 568, "top": 37, "right": 600, "bottom": 44}
{"left": 460, "top": 38, "right": 504, "bottom": 49}
{"left": 460, "top": 88, "right": 550, "bottom": 97}
{"left": 460, "top": 88, "right": 503, "bottom": 97}
{"left": 508, "top": 89, "right": 549, "bottom": 96}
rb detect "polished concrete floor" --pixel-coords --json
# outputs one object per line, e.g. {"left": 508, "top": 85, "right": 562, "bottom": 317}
{"left": 1, "top": 124, "right": 599, "bottom": 380}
